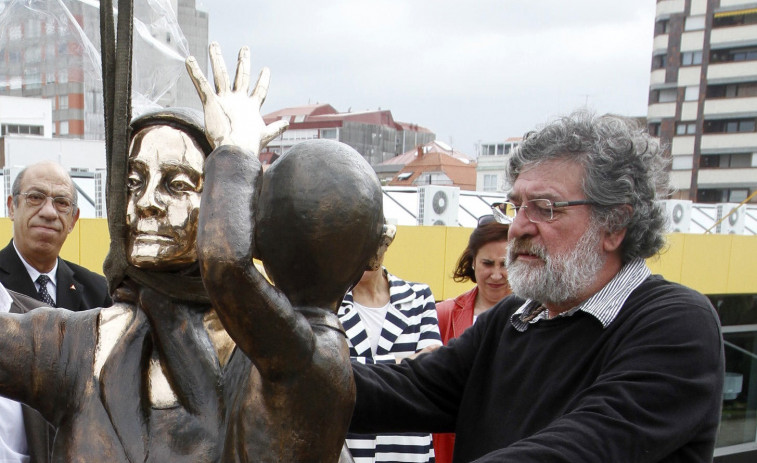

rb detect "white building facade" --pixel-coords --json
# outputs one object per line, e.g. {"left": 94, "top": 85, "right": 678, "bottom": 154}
{"left": 648, "top": 0, "right": 757, "bottom": 204}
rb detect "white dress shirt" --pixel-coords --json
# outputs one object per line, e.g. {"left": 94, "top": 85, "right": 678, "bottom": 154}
{"left": 13, "top": 241, "right": 58, "bottom": 305}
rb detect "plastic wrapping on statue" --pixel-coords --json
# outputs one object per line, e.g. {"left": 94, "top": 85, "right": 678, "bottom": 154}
{"left": 0, "top": 0, "right": 190, "bottom": 121}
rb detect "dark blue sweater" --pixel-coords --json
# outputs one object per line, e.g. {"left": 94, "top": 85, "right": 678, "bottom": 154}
{"left": 351, "top": 276, "right": 724, "bottom": 462}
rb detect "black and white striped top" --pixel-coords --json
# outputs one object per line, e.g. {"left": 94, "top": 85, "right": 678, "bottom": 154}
{"left": 339, "top": 268, "right": 441, "bottom": 463}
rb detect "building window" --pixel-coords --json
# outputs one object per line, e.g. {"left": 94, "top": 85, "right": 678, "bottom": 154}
{"left": 1, "top": 124, "right": 44, "bottom": 136}
{"left": 648, "top": 123, "right": 661, "bottom": 137}
{"left": 684, "top": 86, "right": 700, "bottom": 101}
{"left": 483, "top": 174, "right": 498, "bottom": 192}
{"left": 676, "top": 122, "right": 697, "bottom": 135}
{"left": 706, "top": 81, "right": 757, "bottom": 98}
{"left": 321, "top": 128, "right": 337, "bottom": 139}
{"left": 704, "top": 119, "right": 757, "bottom": 133}
{"left": 700, "top": 153, "right": 752, "bottom": 169}
{"left": 681, "top": 51, "right": 703, "bottom": 66}
{"left": 655, "top": 19, "right": 670, "bottom": 35}
{"left": 697, "top": 188, "right": 726, "bottom": 203}
{"left": 652, "top": 54, "right": 667, "bottom": 69}
{"left": 58, "top": 121, "right": 68, "bottom": 135}
{"left": 58, "top": 94, "right": 68, "bottom": 110}
{"left": 713, "top": 10, "right": 757, "bottom": 28}
{"left": 711, "top": 46, "right": 757, "bottom": 63}
{"left": 655, "top": 88, "right": 678, "bottom": 103}
{"left": 700, "top": 155, "right": 721, "bottom": 168}
{"left": 729, "top": 189, "right": 749, "bottom": 202}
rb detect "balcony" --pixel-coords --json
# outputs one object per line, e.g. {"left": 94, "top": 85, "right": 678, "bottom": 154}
{"left": 656, "top": 0, "right": 685, "bottom": 16}
{"left": 705, "top": 96, "right": 757, "bottom": 117}
{"left": 681, "top": 31, "right": 706, "bottom": 51}
{"left": 698, "top": 167, "right": 757, "bottom": 188}
{"left": 653, "top": 34, "right": 669, "bottom": 53}
{"left": 708, "top": 61, "right": 757, "bottom": 82}
{"left": 701, "top": 132, "right": 757, "bottom": 152}
{"left": 650, "top": 69, "right": 667, "bottom": 86}
{"left": 672, "top": 136, "right": 696, "bottom": 156}
{"left": 711, "top": 24, "right": 757, "bottom": 47}
{"left": 678, "top": 67, "right": 703, "bottom": 86}
{"left": 647, "top": 102, "right": 677, "bottom": 119}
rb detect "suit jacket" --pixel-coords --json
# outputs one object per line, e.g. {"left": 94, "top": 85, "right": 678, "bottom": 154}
{"left": 0, "top": 240, "right": 111, "bottom": 312}
{"left": 8, "top": 288, "right": 55, "bottom": 463}
{"left": 0, "top": 240, "right": 111, "bottom": 463}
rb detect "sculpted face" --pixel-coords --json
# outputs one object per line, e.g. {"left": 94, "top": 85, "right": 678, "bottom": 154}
{"left": 126, "top": 125, "right": 205, "bottom": 270}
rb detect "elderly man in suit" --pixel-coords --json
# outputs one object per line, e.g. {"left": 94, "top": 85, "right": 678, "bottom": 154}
{"left": 1, "top": 161, "right": 111, "bottom": 310}
{"left": 0, "top": 160, "right": 111, "bottom": 462}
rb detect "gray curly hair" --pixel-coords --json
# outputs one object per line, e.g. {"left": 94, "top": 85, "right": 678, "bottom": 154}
{"left": 505, "top": 110, "right": 670, "bottom": 263}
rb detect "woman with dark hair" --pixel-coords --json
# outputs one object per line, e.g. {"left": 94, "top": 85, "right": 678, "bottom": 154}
{"left": 432, "top": 214, "right": 510, "bottom": 463}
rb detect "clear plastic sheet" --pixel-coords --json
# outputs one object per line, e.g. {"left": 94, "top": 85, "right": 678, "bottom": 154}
{"left": 0, "top": 0, "right": 190, "bottom": 116}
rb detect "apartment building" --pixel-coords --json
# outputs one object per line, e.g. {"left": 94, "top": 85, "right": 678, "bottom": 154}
{"left": 0, "top": 0, "right": 208, "bottom": 140}
{"left": 263, "top": 103, "right": 436, "bottom": 166}
{"left": 475, "top": 137, "right": 521, "bottom": 192}
{"left": 648, "top": 0, "right": 757, "bottom": 204}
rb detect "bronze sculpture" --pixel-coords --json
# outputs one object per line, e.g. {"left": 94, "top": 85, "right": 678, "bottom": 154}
{"left": 0, "top": 38, "right": 381, "bottom": 462}
{"left": 191, "top": 43, "right": 383, "bottom": 461}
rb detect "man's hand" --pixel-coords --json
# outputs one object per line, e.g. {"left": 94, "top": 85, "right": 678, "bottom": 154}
{"left": 185, "top": 42, "right": 288, "bottom": 155}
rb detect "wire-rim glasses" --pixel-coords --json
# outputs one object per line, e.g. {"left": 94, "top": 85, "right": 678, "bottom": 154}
{"left": 491, "top": 199, "right": 597, "bottom": 224}
{"left": 18, "top": 191, "right": 76, "bottom": 214}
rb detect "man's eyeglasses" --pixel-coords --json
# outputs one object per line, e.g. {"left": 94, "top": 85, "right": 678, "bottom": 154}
{"left": 491, "top": 199, "right": 596, "bottom": 224}
{"left": 18, "top": 192, "right": 76, "bottom": 214}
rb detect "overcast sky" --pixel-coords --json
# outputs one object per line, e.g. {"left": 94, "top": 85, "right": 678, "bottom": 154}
{"left": 197, "top": 1, "right": 657, "bottom": 157}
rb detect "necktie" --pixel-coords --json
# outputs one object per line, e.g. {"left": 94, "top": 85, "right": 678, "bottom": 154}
{"left": 36, "top": 274, "right": 55, "bottom": 307}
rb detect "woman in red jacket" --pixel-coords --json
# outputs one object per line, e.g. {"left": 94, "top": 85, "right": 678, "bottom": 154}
{"left": 433, "top": 214, "right": 510, "bottom": 463}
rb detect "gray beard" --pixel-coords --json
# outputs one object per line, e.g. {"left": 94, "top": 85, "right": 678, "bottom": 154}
{"left": 505, "top": 223, "right": 605, "bottom": 306}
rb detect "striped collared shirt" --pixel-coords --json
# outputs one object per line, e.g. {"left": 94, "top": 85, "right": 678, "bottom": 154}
{"left": 510, "top": 258, "right": 651, "bottom": 332}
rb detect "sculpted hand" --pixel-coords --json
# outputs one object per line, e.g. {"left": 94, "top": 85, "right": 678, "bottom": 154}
{"left": 186, "top": 42, "right": 288, "bottom": 154}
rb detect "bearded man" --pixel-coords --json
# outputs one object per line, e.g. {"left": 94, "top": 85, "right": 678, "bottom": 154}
{"left": 348, "top": 110, "right": 724, "bottom": 463}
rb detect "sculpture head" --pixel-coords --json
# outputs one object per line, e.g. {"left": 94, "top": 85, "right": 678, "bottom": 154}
{"left": 255, "top": 139, "right": 384, "bottom": 310}
{"left": 126, "top": 109, "right": 212, "bottom": 270}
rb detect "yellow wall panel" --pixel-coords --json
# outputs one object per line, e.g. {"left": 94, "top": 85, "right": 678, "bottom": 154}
{"left": 78, "top": 219, "right": 110, "bottom": 275}
{"left": 383, "top": 225, "right": 447, "bottom": 298}
{"left": 679, "top": 234, "right": 732, "bottom": 294}
{"left": 647, "top": 233, "right": 685, "bottom": 283}
{"left": 0, "top": 218, "right": 754, "bottom": 298}
{"left": 727, "top": 235, "right": 757, "bottom": 294}
{"left": 441, "top": 227, "right": 476, "bottom": 301}
{"left": 59, "top": 221, "right": 81, "bottom": 264}
{"left": 0, "top": 220, "right": 12, "bottom": 245}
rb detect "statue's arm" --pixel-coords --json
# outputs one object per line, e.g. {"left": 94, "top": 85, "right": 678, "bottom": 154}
{"left": 0, "top": 308, "right": 83, "bottom": 425}
{"left": 198, "top": 147, "right": 315, "bottom": 378}
{"left": 189, "top": 43, "right": 312, "bottom": 378}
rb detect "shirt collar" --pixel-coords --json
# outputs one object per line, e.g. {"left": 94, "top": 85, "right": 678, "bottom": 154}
{"left": 13, "top": 240, "right": 59, "bottom": 287}
{"left": 511, "top": 258, "right": 651, "bottom": 332}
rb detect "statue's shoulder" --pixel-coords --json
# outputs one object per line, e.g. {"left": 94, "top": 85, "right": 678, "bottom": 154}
{"left": 94, "top": 303, "right": 136, "bottom": 377}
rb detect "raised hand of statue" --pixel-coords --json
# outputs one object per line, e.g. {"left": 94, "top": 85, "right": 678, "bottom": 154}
{"left": 186, "top": 42, "right": 288, "bottom": 155}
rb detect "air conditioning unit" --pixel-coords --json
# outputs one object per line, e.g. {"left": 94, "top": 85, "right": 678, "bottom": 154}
{"left": 94, "top": 170, "right": 107, "bottom": 219}
{"left": 659, "top": 199, "right": 692, "bottom": 233}
{"left": 2, "top": 167, "right": 23, "bottom": 217}
{"left": 717, "top": 203, "right": 745, "bottom": 235}
{"left": 418, "top": 185, "right": 459, "bottom": 226}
